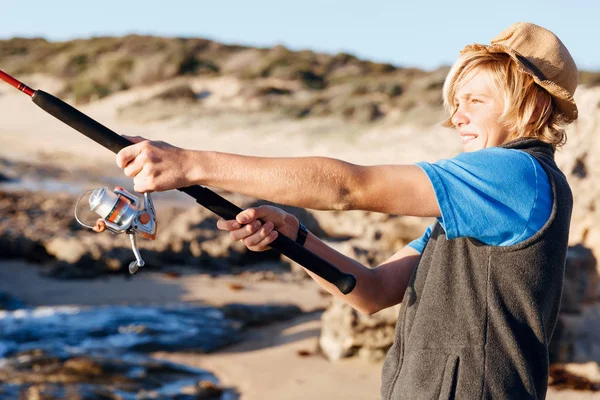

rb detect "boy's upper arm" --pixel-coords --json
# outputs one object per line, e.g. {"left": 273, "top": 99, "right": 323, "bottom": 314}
{"left": 354, "top": 164, "right": 441, "bottom": 217}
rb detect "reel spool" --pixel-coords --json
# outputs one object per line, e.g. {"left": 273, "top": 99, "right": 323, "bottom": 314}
{"left": 75, "top": 187, "right": 157, "bottom": 274}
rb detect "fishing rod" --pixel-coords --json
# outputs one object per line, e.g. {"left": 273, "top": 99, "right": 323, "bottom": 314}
{"left": 0, "top": 69, "right": 356, "bottom": 294}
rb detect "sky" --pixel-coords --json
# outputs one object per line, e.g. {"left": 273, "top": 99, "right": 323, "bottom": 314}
{"left": 1, "top": 0, "right": 599, "bottom": 71}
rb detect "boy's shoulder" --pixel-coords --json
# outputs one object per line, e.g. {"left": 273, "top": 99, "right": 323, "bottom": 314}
{"left": 448, "top": 147, "right": 539, "bottom": 176}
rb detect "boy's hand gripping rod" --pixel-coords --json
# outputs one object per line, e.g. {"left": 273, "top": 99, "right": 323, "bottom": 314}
{"left": 0, "top": 70, "right": 356, "bottom": 294}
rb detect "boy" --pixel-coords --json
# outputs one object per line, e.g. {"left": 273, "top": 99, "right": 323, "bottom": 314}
{"left": 117, "top": 22, "right": 577, "bottom": 398}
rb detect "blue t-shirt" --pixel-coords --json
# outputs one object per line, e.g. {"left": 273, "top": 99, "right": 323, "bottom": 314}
{"left": 407, "top": 147, "right": 552, "bottom": 254}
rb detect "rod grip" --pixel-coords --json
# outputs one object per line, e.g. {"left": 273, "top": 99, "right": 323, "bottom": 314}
{"left": 32, "top": 90, "right": 356, "bottom": 294}
{"left": 178, "top": 186, "right": 357, "bottom": 294}
{"left": 32, "top": 90, "right": 132, "bottom": 153}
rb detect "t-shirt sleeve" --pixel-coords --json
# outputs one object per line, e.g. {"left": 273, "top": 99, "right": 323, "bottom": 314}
{"left": 407, "top": 223, "right": 435, "bottom": 253}
{"left": 415, "top": 148, "right": 552, "bottom": 246}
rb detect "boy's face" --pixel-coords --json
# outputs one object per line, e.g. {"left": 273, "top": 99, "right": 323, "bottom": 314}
{"left": 451, "top": 69, "right": 511, "bottom": 152}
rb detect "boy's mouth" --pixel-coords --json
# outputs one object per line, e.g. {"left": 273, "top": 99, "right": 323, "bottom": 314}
{"left": 460, "top": 133, "right": 478, "bottom": 144}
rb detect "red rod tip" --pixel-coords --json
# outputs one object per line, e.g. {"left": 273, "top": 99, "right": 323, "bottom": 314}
{"left": 0, "top": 70, "right": 35, "bottom": 97}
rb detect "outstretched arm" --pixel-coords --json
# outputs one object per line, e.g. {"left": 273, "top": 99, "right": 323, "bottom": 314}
{"left": 116, "top": 137, "right": 441, "bottom": 217}
{"left": 194, "top": 152, "right": 440, "bottom": 217}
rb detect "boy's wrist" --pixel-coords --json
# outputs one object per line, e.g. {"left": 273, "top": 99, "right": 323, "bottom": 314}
{"left": 186, "top": 150, "right": 208, "bottom": 186}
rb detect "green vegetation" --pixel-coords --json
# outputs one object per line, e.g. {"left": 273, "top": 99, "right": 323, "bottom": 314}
{"left": 580, "top": 70, "right": 600, "bottom": 87}
{"left": 1, "top": 36, "right": 597, "bottom": 123}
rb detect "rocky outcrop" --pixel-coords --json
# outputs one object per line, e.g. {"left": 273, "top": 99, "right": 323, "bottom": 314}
{"left": 558, "top": 86, "right": 600, "bottom": 263}
{"left": 0, "top": 185, "right": 432, "bottom": 279}
{"left": 0, "top": 351, "right": 228, "bottom": 399}
{"left": 320, "top": 298, "right": 400, "bottom": 362}
{"left": 0, "top": 189, "right": 282, "bottom": 277}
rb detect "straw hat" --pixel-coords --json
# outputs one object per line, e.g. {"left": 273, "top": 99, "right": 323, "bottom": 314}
{"left": 461, "top": 22, "right": 578, "bottom": 121}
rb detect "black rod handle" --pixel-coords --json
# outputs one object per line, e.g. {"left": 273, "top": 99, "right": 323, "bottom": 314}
{"left": 178, "top": 185, "right": 357, "bottom": 294}
{"left": 32, "top": 90, "right": 356, "bottom": 294}
{"left": 32, "top": 90, "right": 132, "bottom": 153}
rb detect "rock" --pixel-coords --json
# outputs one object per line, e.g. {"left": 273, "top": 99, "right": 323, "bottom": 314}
{"left": 309, "top": 209, "right": 432, "bottom": 249}
{"left": 561, "top": 245, "right": 599, "bottom": 313}
{"left": 287, "top": 212, "right": 431, "bottom": 278}
{"left": 0, "top": 172, "right": 12, "bottom": 182}
{"left": 550, "top": 304, "right": 600, "bottom": 364}
{"left": 0, "top": 188, "right": 287, "bottom": 276}
{"left": 221, "top": 303, "right": 303, "bottom": 327}
{"left": 557, "top": 86, "right": 600, "bottom": 264}
{"left": 319, "top": 297, "right": 400, "bottom": 362}
{"left": 0, "top": 190, "right": 75, "bottom": 263}
{"left": 549, "top": 363, "right": 600, "bottom": 391}
{"left": 550, "top": 245, "right": 600, "bottom": 363}
{"left": 0, "top": 349, "right": 227, "bottom": 399}
{"left": 0, "top": 233, "right": 52, "bottom": 263}
{"left": 0, "top": 291, "right": 25, "bottom": 310}
{"left": 44, "top": 236, "right": 88, "bottom": 264}
{"left": 181, "top": 380, "right": 225, "bottom": 398}
{"left": 563, "top": 362, "right": 600, "bottom": 382}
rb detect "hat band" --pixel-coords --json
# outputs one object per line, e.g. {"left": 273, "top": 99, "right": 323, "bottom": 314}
{"left": 514, "top": 54, "right": 548, "bottom": 81}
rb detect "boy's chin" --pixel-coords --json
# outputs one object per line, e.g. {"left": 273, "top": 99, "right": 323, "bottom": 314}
{"left": 461, "top": 141, "right": 483, "bottom": 153}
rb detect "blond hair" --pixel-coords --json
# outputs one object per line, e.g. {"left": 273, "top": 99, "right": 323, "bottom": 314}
{"left": 442, "top": 49, "right": 570, "bottom": 148}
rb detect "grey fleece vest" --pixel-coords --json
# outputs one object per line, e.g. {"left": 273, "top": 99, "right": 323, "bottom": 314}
{"left": 381, "top": 138, "right": 573, "bottom": 400}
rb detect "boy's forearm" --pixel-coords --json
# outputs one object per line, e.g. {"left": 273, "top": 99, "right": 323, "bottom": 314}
{"left": 189, "top": 150, "right": 360, "bottom": 210}
{"left": 301, "top": 232, "right": 385, "bottom": 315}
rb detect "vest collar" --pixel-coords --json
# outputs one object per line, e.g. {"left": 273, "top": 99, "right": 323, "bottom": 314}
{"left": 498, "top": 137, "right": 555, "bottom": 156}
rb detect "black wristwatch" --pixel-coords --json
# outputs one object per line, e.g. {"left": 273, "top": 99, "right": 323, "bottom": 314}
{"left": 296, "top": 222, "right": 308, "bottom": 246}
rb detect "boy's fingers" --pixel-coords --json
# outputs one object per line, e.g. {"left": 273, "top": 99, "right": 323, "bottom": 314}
{"left": 248, "top": 230, "right": 278, "bottom": 252}
{"left": 236, "top": 205, "right": 284, "bottom": 225}
{"left": 123, "top": 157, "right": 144, "bottom": 178}
{"left": 216, "top": 218, "right": 227, "bottom": 230}
{"left": 122, "top": 135, "right": 146, "bottom": 144}
{"left": 245, "top": 220, "right": 262, "bottom": 234}
{"left": 216, "top": 219, "right": 241, "bottom": 231}
{"left": 229, "top": 220, "right": 262, "bottom": 241}
{"left": 236, "top": 208, "right": 256, "bottom": 224}
{"left": 243, "top": 222, "right": 274, "bottom": 247}
{"left": 116, "top": 143, "right": 143, "bottom": 168}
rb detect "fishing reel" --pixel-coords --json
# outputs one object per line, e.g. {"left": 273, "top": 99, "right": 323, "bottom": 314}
{"left": 74, "top": 187, "right": 157, "bottom": 275}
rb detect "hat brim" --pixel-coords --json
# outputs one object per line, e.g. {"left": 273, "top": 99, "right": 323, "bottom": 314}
{"left": 461, "top": 43, "right": 578, "bottom": 122}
